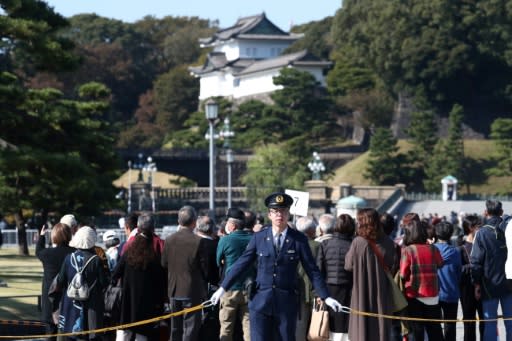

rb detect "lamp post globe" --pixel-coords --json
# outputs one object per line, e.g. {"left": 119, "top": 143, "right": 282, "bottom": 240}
{"left": 308, "top": 151, "right": 326, "bottom": 180}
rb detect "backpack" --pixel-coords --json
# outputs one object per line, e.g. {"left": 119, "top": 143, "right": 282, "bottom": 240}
{"left": 66, "top": 253, "right": 98, "bottom": 301}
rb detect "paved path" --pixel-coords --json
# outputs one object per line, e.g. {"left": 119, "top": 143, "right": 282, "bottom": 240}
{"left": 455, "top": 303, "right": 505, "bottom": 340}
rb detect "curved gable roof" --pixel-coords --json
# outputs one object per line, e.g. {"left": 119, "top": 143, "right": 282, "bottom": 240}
{"left": 199, "top": 13, "right": 301, "bottom": 46}
{"left": 234, "top": 50, "right": 332, "bottom": 76}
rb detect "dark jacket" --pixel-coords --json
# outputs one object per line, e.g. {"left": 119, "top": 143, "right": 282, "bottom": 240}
{"left": 298, "top": 238, "right": 319, "bottom": 304}
{"left": 216, "top": 230, "right": 254, "bottom": 290}
{"left": 112, "top": 253, "right": 167, "bottom": 336}
{"left": 35, "top": 235, "right": 74, "bottom": 325}
{"left": 221, "top": 227, "right": 329, "bottom": 316}
{"left": 56, "top": 249, "right": 109, "bottom": 337}
{"left": 470, "top": 216, "right": 508, "bottom": 299}
{"left": 161, "top": 227, "right": 212, "bottom": 304}
{"left": 317, "top": 232, "right": 353, "bottom": 286}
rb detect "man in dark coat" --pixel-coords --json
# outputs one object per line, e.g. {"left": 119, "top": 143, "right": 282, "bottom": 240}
{"left": 161, "top": 205, "right": 213, "bottom": 341}
{"left": 210, "top": 192, "right": 343, "bottom": 341}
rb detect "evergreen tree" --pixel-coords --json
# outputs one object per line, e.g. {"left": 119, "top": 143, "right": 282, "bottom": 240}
{"left": 406, "top": 104, "right": 438, "bottom": 168}
{"left": 424, "top": 104, "right": 465, "bottom": 192}
{"left": 364, "top": 128, "right": 402, "bottom": 185}
{"left": 489, "top": 118, "right": 512, "bottom": 177}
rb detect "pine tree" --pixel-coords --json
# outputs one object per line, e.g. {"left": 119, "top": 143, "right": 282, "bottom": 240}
{"left": 424, "top": 104, "right": 465, "bottom": 192}
{"left": 364, "top": 127, "right": 402, "bottom": 185}
{"left": 489, "top": 118, "right": 512, "bottom": 176}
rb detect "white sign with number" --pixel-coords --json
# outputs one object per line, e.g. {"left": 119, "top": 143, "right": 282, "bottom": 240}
{"left": 285, "top": 189, "right": 309, "bottom": 217}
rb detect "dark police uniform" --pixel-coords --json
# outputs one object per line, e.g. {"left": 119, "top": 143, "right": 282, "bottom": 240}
{"left": 220, "top": 193, "right": 330, "bottom": 341}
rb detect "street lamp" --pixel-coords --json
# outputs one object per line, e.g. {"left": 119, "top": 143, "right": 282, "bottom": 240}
{"left": 205, "top": 99, "right": 219, "bottom": 215}
{"left": 127, "top": 160, "right": 132, "bottom": 213}
{"left": 225, "top": 148, "right": 234, "bottom": 208}
{"left": 143, "top": 156, "right": 157, "bottom": 213}
{"left": 219, "top": 117, "right": 235, "bottom": 209}
{"left": 308, "top": 151, "right": 325, "bottom": 180}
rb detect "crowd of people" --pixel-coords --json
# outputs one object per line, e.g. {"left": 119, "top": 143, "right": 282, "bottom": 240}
{"left": 34, "top": 195, "right": 512, "bottom": 341}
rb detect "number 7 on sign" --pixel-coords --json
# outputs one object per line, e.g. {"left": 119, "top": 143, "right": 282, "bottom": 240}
{"left": 284, "top": 189, "right": 309, "bottom": 217}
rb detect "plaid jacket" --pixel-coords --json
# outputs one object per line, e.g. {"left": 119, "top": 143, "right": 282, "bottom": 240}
{"left": 400, "top": 244, "right": 444, "bottom": 299}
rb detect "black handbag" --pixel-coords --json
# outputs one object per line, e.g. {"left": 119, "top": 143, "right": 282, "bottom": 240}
{"left": 104, "top": 281, "right": 122, "bottom": 324}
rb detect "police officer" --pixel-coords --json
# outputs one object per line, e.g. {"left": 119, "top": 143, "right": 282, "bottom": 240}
{"left": 211, "top": 192, "right": 342, "bottom": 341}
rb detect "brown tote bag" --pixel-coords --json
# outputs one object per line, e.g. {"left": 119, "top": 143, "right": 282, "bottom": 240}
{"left": 307, "top": 300, "right": 330, "bottom": 341}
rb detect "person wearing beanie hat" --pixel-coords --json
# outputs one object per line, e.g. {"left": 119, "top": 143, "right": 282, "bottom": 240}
{"left": 60, "top": 214, "right": 77, "bottom": 228}
{"left": 60, "top": 214, "right": 78, "bottom": 234}
{"left": 55, "top": 225, "right": 108, "bottom": 339}
{"left": 216, "top": 207, "right": 254, "bottom": 340}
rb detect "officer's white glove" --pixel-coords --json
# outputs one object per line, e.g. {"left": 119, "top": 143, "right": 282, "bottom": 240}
{"left": 325, "top": 297, "right": 343, "bottom": 313}
{"left": 210, "top": 287, "right": 226, "bottom": 305}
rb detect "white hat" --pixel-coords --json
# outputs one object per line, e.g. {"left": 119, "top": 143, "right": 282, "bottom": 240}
{"left": 69, "top": 226, "right": 96, "bottom": 249}
{"left": 102, "top": 230, "right": 117, "bottom": 242}
{"left": 60, "top": 214, "right": 77, "bottom": 228}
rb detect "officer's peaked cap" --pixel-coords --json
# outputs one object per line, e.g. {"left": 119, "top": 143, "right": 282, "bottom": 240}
{"left": 264, "top": 192, "right": 293, "bottom": 208}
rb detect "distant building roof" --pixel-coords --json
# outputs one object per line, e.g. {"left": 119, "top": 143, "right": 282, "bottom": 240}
{"left": 199, "top": 12, "right": 303, "bottom": 47}
{"left": 235, "top": 50, "right": 331, "bottom": 76}
{"left": 190, "top": 50, "right": 331, "bottom": 77}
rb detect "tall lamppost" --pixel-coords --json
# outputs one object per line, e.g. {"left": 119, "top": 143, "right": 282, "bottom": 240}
{"left": 308, "top": 151, "right": 326, "bottom": 180}
{"left": 127, "top": 160, "right": 132, "bottom": 213}
{"left": 219, "top": 117, "right": 235, "bottom": 208}
{"left": 144, "top": 156, "right": 157, "bottom": 212}
{"left": 205, "top": 99, "right": 219, "bottom": 215}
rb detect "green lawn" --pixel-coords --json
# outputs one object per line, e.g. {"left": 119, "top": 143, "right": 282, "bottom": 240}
{"left": 0, "top": 247, "right": 43, "bottom": 321}
{"left": 328, "top": 139, "right": 512, "bottom": 195}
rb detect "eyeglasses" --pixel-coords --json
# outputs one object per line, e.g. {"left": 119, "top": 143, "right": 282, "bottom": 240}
{"left": 269, "top": 208, "right": 289, "bottom": 215}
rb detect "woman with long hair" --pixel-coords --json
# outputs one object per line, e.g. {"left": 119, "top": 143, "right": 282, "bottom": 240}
{"left": 112, "top": 214, "right": 167, "bottom": 341}
{"left": 344, "top": 208, "right": 399, "bottom": 341}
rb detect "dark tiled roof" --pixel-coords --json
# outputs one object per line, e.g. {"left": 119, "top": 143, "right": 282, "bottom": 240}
{"left": 199, "top": 12, "right": 301, "bottom": 46}
{"left": 189, "top": 52, "right": 258, "bottom": 76}
{"left": 234, "top": 50, "right": 332, "bottom": 76}
{"left": 189, "top": 50, "right": 331, "bottom": 76}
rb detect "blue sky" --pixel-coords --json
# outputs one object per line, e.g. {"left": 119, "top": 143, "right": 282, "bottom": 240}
{"left": 44, "top": 0, "right": 341, "bottom": 31}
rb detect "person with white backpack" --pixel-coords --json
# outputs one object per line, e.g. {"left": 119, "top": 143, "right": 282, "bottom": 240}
{"left": 55, "top": 226, "right": 109, "bottom": 340}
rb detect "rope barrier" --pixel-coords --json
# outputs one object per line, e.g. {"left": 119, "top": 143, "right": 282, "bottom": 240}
{"left": 1, "top": 300, "right": 510, "bottom": 340}
{"left": 0, "top": 300, "right": 213, "bottom": 340}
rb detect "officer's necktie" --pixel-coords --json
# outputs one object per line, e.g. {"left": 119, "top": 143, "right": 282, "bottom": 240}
{"left": 276, "top": 233, "right": 282, "bottom": 254}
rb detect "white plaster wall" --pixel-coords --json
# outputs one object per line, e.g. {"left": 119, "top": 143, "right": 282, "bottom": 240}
{"left": 215, "top": 40, "right": 240, "bottom": 61}
{"left": 237, "top": 40, "right": 291, "bottom": 59}
{"left": 199, "top": 72, "right": 236, "bottom": 100}
{"left": 233, "top": 70, "right": 283, "bottom": 98}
